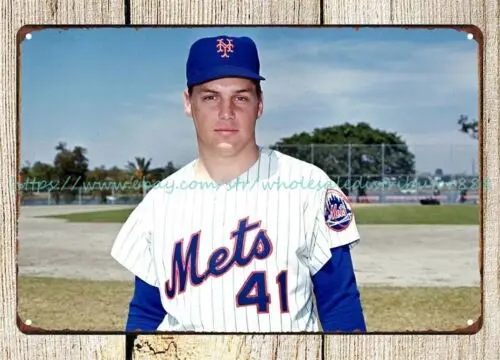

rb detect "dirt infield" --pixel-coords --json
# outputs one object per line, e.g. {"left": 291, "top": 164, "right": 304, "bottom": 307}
{"left": 17, "top": 205, "right": 481, "bottom": 287}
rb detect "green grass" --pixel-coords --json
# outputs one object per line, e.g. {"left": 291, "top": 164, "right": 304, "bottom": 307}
{"left": 353, "top": 204, "right": 480, "bottom": 225}
{"left": 43, "top": 209, "right": 134, "bottom": 223}
{"left": 42, "top": 204, "right": 480, "bottom": 225}
{"left": 17, "top": 276, "right": 481, "bottom": 332}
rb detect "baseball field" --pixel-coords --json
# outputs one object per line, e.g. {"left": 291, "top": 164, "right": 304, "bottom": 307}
{"left": 17, "top": 203, "right": 481, "bottom": 333}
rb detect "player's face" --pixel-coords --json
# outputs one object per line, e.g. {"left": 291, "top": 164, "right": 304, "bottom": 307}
{"left": 183, "top": 77, "right": 263, "bottom": 155}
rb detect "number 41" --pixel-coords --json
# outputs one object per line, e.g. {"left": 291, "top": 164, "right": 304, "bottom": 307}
{"left": 236, "top": 270, "right": 289, "bottom": 313}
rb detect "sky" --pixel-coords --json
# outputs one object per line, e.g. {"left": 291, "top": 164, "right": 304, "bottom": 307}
{"left": 20, "top": 26, "right": 479, "bottom": 175}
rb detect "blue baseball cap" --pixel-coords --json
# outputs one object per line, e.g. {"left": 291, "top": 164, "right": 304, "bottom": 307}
{"left": 186, "top": 35, "right": 266, "bottom": 87}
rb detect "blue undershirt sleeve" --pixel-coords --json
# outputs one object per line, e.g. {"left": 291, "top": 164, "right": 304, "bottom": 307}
{"left": 311, "top": 244, "right": 366, "bottom": 332}
{"left": 126, "top": 276, "right": 167, "bottom": 332}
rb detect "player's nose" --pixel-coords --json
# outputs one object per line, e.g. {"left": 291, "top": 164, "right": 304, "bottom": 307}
{"left": 218, "top": 99, "right": 236, "bottom": 120}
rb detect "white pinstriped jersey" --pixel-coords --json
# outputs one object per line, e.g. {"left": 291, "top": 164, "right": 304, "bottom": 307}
{"left": 111, "top": 147, "right": 361, "bottom": 332}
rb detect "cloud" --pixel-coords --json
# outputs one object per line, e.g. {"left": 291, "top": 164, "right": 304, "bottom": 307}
{"left": 23, "top": 33, "right": 478, "bottom": 175}
{"left": 135, "top": 37, "right": 477, "bottom": 172}
{"left": 256, "top": 38, "right": 477, "bottom": 115}
{"left": 253, "top": 38, "right": 478, "bottom": 165}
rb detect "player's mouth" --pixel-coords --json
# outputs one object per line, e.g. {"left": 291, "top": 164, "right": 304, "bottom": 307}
{"left": 214, "top": 128, "right": 238, "bottom": 135}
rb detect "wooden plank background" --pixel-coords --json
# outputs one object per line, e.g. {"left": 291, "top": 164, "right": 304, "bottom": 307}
{"left": 1, "top": 2, "right": 127, "bottom": 360}
{"left": 322, "top": 2, "right": 499, "bottom": 360}
{"left": 1, "top": 0, "right": 498, "bottom": 359}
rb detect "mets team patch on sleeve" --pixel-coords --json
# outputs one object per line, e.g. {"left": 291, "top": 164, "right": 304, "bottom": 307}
{"left": 323, "top": 188, "right": 353, "bottom": 232}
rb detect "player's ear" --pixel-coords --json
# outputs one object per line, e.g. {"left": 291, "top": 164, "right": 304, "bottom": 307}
{"left": 257, "top": 92, "right": 264, "bottom": 119}
{"left": 183, "top": 89, "right": 192, "bottom": 117}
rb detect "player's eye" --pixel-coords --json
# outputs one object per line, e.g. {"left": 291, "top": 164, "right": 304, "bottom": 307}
{"left": 235, "top": 96, "right": 249, "bottom": 102}
{"left": 202, "top": 95, "right": 216, "bottom": 101}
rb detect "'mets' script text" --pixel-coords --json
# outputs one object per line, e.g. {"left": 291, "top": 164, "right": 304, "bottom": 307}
{"left": 165, "top": 217, "right": 273, "bottom": 299}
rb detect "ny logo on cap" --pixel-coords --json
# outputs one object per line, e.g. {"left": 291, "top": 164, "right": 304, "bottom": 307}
{"left": 216, "top": 38, "right": 234, "bottom": 58}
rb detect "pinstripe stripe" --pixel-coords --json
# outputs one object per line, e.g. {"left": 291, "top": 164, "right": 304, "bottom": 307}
{"left": 233, "top": 181, "right": 238, "bottom": 331}
{"left": 264, "top": 150, "right": 272, "bottom": 332}
{"left": 244, "top": 163, "right": 251, "bottom": 332}
{"left": 197, "top": 187, "right": 210, "bottom": 331}
{"left": 210, "top": 186, "right": 216, "bottom": 330}
{"left": 276, "top": 156, "right": 284, "bottom": 332}
{"left": 111, "top": 149, "right": 361, "bottom": 332}
{"left": 221, "top": 186, "right": 227, "bottom": 331}
{"left": 304, "top": 288, "right": 315, "bottom": 331}
{"left": 160, "top": 193, "right": 170, "bottom": 319}
{"left": 179, "top": 187, "right": 190, "bottom": 331}
{"left": 117, "top": 213, "right": 145, "bottom": 268}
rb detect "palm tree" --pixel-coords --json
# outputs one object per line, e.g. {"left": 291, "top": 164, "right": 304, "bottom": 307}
{"left": 126, "top": 157, "right": 152, "bottom": 197}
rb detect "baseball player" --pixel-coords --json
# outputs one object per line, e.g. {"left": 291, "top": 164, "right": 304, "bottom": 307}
{"left": 111, "top": 35, "right": 366, "bottom": 333}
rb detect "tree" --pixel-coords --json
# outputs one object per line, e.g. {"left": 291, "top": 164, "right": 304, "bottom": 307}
{"left": 86, "top": 165, "right": 111, "bottom": 204}
{"left": 87, "top": 165, "right": 109, "bottom": 182}
{"left": 18, "top": 161, "right": 32, "bottom": 200}
{"left": 458, "top": 114, "right": 478, "bottom": 140}
{"left": 107, "top": 166, "right": 129, "bottom": 182}
{"left": 457, "top": 114, "right": 478, "bottom": 202}
{"left": 18, "top": 161, "right": 55, "bottom": 199}
{"left": 126, "top": 157, "right": 152, "bottom": 196}
{"left": 19, "top": 161, "right": 31, "bottom": 183}
{"left": 165, "top": 161, "right": 177, "bottom": 177}
{"left": 29, "top": 161, "right": 56, "bottom": 182}
{"left": 149, "top": 167, "right": 167, "bottom": 183}
{"left": 127, "top": 157, "right": 152, "bottom": 180}
{"left": 145, "top": 161, "right": 179, "bottom": 190}
{"left": 53, "top": 142, "right": 89, "bottom": 204}
{"left": 270, "top": 122, "right": 416, "bottom": 200}
{"left": 434, "top": 168, "right": 444, "bottom": 177}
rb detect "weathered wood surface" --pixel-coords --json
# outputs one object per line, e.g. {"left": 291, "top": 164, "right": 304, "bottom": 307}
{"left": 130, "top": 0, "right": 320, "bottom": 24}
{"left": 322, "top": 0, "right": 499, "bottom": 359}
{"left": 0, "top": 1, "right": 127, "bottom": 359}
{"left": 132, "top": 335, "right": 323, "bottom": 360}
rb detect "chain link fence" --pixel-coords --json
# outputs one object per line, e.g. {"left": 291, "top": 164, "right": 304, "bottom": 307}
{"left": 19, "top": 179, "right": 146, "bottom": 206}
{"left": 20, "top": 143, "right": 480, "bottom": 205}
{"left": 272, "top": 143, "right": 479, "bottom": 204}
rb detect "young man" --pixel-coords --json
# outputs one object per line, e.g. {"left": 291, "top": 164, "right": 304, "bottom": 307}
{"left": 111, "top": 35, "right": 366, "bottom": 333}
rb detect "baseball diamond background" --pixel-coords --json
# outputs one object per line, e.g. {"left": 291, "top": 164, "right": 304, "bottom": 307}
{"left": 18, "top": 143, "right": 480, "bottom": 207}
{"left": 17, "top": 204, "right": 481, "bottom": 288}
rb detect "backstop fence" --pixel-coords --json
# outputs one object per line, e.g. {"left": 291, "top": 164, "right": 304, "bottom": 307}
{"left": 19, "top": 143, "right": 480, "bottom": 206}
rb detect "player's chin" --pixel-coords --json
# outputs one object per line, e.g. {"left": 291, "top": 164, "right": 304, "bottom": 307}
{"left": 212, "top": 142, "right": 246, "bottom": 156}
{"left": 213, "top": 134, "right": 240, "bottom": 146}
{"left": 210, "top": 135, "right": 251, "bottom": 151}
{"left": 215, "top": 142, "right": 237, "bottom": 151}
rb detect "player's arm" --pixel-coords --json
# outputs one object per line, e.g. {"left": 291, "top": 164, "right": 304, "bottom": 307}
{"left": 304, "top": 176, "right": 366, "bottom": 332}
{"left": 311, "top": 245, "right": 366, "bottom": 332}
{"left": 110, "top": 193, "right": 164, "bottom": 331}
{"left": 126, "top": 276, "right": 167, "bottom": 332}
